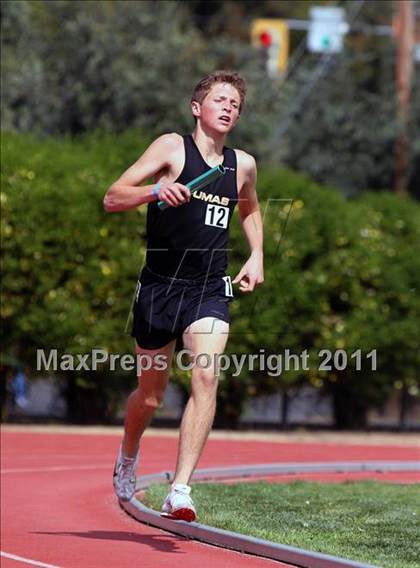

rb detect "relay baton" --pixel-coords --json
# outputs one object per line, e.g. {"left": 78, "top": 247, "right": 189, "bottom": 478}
{"left": 157, "top": 165, "right": 225, "bottom": 210}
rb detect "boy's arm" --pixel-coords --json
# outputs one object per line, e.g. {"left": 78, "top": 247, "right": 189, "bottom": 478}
{"left": 103, "top": 133, "right": 190, "bottom": 212}
{"left": 232, "top": 152, "right": 264, "bottom": 293}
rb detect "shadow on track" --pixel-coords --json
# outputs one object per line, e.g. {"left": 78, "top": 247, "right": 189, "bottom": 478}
{"left": 31, "top": 531, "right": 187, "bottom": 554}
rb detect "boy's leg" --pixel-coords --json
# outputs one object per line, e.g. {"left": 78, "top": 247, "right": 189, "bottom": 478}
{"left": 122, "top": 339, "right": 176, "bottom": 458}
{"left": 172, "top": 316, "right": 229, "bottom": 485}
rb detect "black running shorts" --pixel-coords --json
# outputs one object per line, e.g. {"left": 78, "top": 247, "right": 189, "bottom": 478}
{"left": 131, "top": 266, "right": 234, "bottom": 350}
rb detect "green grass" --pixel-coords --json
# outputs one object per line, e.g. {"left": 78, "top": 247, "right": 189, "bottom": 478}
{"left": 144, "top": 480, "right": 420, "bottom": 568}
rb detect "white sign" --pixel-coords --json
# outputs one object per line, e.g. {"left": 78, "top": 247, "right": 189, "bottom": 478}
{"left": 308, "top": 6, "right": 349, "bottom": 54}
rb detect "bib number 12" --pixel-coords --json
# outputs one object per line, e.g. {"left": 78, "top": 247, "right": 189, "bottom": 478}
{"left": 205, "top": 204, "right": 229, "bottom": 229}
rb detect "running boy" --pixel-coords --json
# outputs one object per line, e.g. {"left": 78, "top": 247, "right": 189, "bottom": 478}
{"left": 104, "top": 71, "right": 264, "bottom": 521}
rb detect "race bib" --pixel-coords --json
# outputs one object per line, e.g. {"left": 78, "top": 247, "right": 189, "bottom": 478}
{"left": 205, "top": 204, "right": 229, "bottom": 229}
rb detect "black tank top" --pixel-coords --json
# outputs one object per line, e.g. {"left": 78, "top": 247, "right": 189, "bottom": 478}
{"left": 145, "top": 134, "right": 238, "bottom": 279}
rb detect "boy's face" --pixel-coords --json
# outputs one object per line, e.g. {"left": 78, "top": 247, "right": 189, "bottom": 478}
{"left": 193, "top": 83, "right": 241, "bottom": 134}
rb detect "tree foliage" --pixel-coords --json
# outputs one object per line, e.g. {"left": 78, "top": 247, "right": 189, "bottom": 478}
{"left": 1, "top": 0, "right": 285, "bottom": 159}
{"left": 2, "top": 0, "right": 419, "bottom": 195}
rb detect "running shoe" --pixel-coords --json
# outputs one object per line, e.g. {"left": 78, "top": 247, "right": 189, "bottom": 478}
{"left": 113, "top": 445, "right": 139, "bottom": 502}
{"left": 161, "top": 483, "right": 196, "bottom": 522}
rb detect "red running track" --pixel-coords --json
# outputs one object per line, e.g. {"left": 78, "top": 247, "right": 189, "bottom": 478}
{"left": 1, "top": 429, "right": 419, "bottom": 568}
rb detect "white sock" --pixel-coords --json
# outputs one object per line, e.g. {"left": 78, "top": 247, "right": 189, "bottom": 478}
{"left": 172, "top": 483, "right": 191, "bottom": 494}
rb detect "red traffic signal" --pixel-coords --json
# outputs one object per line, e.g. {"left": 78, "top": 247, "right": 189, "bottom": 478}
{"left": 259, "top": 31, "right": 273, "bottom": 47}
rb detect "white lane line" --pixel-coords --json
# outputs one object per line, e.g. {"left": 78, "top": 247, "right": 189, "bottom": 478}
{"left": 0, "top": 551, "right": 61, "bottom": 568}
{"left": 1, "top": 464, "right": 110, "bottom": 474}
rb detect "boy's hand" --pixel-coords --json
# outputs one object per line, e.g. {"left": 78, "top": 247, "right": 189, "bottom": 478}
{"left": 157, "top": 182, "right": 191, "bottom": 207}
{"left": 232, "top": 251, "right": 264, "bottom": 293}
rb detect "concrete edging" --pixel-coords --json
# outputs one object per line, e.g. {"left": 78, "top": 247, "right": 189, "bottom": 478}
{"left": 120, "top": 460, "right": 420, "bottom": 568}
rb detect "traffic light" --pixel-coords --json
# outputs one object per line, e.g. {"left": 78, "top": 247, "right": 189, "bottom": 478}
{"left": 251, "top": 19, "right": 289, "bottom": 77}
{"left": 307, "top": 7, "right": 349, "bottom": 53}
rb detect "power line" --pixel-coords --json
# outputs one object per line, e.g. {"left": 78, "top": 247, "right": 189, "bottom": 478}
{"left": 279, "top": 22, "right": 309, "bottom": 85}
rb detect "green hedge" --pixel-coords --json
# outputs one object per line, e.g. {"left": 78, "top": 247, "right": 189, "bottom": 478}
{"left": 227, "top": 173, "right": 420, "bottom": 427}
{"left": 1, "top": 130, "right": 151, "bottom": 421}
{"left": 2, "top": 131, "right": 419, "bottom": 426}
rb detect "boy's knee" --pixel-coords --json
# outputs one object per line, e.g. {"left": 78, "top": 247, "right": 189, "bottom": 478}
{"left": 138, "top": 390, "right": 165, "bottom": 410}
{"left": 192, "top": 367, "right": 218, "bottom": 391}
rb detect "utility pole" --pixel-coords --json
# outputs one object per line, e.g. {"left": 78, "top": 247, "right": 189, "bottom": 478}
{"left": 394, "top": 0, "right": 415, "bottom": 196}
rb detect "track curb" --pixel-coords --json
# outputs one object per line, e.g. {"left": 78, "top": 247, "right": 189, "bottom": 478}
{"left": 119, "top": 460, "right": 419, "bottom": 568}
